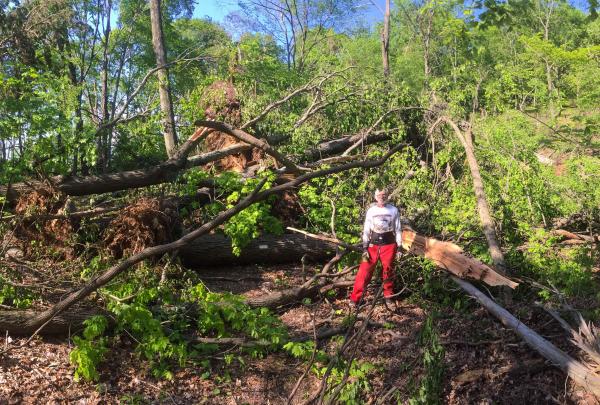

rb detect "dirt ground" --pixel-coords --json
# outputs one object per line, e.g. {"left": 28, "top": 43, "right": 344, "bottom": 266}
{"left": 1, "top": 264, "right": 598, "bottom": 404}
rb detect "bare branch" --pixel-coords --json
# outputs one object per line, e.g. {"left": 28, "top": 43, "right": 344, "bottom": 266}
{"left": 241, "top": 67, "right": 356, "bottom": 129}
{"left": 194, "top": 120, "right": 308, "bottom": 174}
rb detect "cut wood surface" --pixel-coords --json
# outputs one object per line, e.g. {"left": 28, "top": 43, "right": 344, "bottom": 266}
{"left": 286, "top": 227, "right": 518, "bottom": 289}
{"left": 401, "top": 229, "right": 518, "bottom": 289}
{"left": 180, "top": 233, "right": 338, "bottom": 267}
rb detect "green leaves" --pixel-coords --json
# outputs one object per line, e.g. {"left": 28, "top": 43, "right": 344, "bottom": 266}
{"left": 186, "top": 283, "right": 288, "bottom": 350}
{"left": 409, "top": 315, "right": 445, "bottom": 405}
{"left": 222, "top": 173, "right": 283, "bottom": 256}
{"left": 69, "top": 316, "right": 109, "bottom": 382}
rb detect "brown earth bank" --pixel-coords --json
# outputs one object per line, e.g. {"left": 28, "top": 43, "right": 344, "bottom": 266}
{"left": 1, "top": 264, "right": 598, "bottom": 404}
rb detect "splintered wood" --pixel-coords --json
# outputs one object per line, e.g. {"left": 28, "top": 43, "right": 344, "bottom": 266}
{"left": 401, "top": 229, "right": 518, "bottom": 289}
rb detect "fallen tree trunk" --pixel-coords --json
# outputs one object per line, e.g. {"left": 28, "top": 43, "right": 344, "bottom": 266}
{"left": 180, "top": 234, "right": 337, "bottom": 267}
{"left": 303, "top": 131, "right": 393, "bottom": 162}
{"left": 0, "top": 308, "right": 109, "bottom": 336}
{"left": 0, "top": 143, "right": 250, "bottom": 203}
{"left": 438, "top": 118, "right": 508, "bottom": 275}
{"left": 454, "top": 277, "right": 600, "bottom": 399}
{"left": 401, "top": 229, "right": 518, "bottom": 288}
{"left": 245, "top": 280, "right": 353, "bottom": 309}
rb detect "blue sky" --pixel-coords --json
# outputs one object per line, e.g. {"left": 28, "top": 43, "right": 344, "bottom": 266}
{"left": 191, "top": 0, "right": 386, "bottom": 28}
{"left": 192, "top": 0, "right": 238, "bottom": 22}
{"left": 190, "top": 0, "right": 594, "bottom": 33}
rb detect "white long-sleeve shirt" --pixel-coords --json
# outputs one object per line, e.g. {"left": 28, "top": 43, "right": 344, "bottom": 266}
{"left": 361, "top": 203, "right": 402, "bottom": 248}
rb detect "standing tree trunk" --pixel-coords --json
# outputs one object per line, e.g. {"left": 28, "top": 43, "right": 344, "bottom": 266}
{"left": 98, "top": 0, "right": 112, "bottom": 172}
{"left": 381, "top": 0, "right": 391, "bottom": 78}
{"left": 421, "top": 8, "right": 433, "bottom": 88}
{"left": 149, "top": 0, "right": 178, "bottom": 158}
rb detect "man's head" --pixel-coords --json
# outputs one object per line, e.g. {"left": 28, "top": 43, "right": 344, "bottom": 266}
{"left": 374, "top": 188, "right": 388, "bottom": 207}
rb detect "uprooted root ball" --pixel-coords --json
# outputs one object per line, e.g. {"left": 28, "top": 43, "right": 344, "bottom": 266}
{"left": 14, "top": 188, "right": 75, "bottom": 258}
{"left": 103, "top": 198, "right": 180, "bottom": 259}
{"left": 199, "top": 81, "right": 264, "bottom": 172}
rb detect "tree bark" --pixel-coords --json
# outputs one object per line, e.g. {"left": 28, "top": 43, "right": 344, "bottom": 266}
{"left": 180, "top": 233, "right": 337, "bottom": 267}
{"left": 97, "top": 0, "right": 112, "bottom": 171}
{"left": 381, "top": 0, "right": 391, "bottom": 78}
{"left": 0, "top": 143, "right": 250, "bottom": 203}
{"left": 454, "top": 277, "right": 600, "bottom": 399}
{"left": 0, "top": 308, "right": 109, "bottom": 336}
{"left": 441, "top": 118, "right": 508, "bottom": 275}
{"left": 244, "top": 280, "right": 353, "bottom": 308}
{"left": 302, "top": 131, "right": 393, "bottom": 162}
{"left": 149, "top": 0, "right": 178, "bottom": 158}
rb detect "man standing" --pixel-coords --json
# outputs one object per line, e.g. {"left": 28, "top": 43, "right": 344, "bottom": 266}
{"left": 350, "top": 188, "right": 402, "bottom": 305}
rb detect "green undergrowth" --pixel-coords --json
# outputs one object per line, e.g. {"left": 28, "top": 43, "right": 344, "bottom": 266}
{"left": 0, "top": 275, "right": 35, "bottom": 308}
{"left": 177, "top": 169, "right": 284, "bottom": 256}
{"left": 68, "top": 263, "right": 374, "bottom": 399}
{"left": 284, "top": 337, "right": 376, "bottom": 404}
{"left": 409, "top": 314, "right": 445, "bottom": 405}
{"left": 69, "top": 264, "right": 287, "bottom": 382}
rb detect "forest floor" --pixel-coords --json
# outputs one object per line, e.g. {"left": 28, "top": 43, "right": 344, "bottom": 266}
{"left": 1, "top": 263, "right": 599, "bottom": 405}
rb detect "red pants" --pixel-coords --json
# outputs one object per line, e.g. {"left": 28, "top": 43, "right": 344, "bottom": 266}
{"left": 350, "top": 243, "right": 397, "bottom": 303}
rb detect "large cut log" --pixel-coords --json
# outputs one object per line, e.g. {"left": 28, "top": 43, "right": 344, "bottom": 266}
{"left": 0, "top": 308, "right": 109, "bottom": 336}
{"left": 181, "top": 233, "right": 338, "bottom": 267}
{"left": 454, "top": 277, "right": 600, "bottom": 399}
{"left": 401, "top": 229, "right": 518, "bottom": 288}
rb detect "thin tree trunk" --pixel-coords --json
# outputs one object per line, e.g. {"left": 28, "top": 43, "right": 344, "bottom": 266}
{"left": 441, "top": 118, "right": 508, "bottom": 275}
{"left": 381, "top": 0, "right": 391, "bottom": 78}
{"left": 454, "top": 277, "right": 600, "bottom": 399}
{"left": 422, "top": 8, "right": 433, "bottom": 87}
{"left": 149, "top": 0, "right": 178, "bottom": 158}
{"left": 98, "top": 0, "right": 112, "bottom": 172}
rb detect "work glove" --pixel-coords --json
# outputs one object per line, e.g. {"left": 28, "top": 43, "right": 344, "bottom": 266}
{"left": 361, "top": 249, "right": 370, "bottom": 262}
{"left": 395, "top": 250, "right": 403, "bottom": 262}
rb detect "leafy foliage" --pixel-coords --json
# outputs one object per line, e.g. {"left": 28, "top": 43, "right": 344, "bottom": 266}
{"left": 69, "top": 316, "right": 109, "bottom": 382}
{"left": 409, "top": 315, "right": 445, "bottom": 405}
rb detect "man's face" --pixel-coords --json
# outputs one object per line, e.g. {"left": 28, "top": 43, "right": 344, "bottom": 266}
{"left": 375, "top": 190, "right": 387, "bottom": 205}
